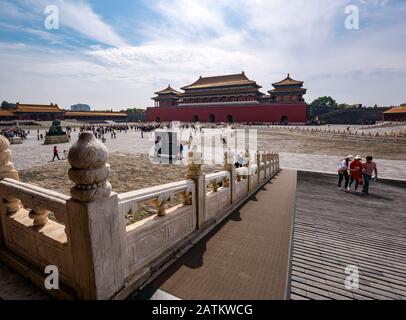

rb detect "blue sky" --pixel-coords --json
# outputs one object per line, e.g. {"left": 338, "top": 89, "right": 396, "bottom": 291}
{"left": 0, "top": 0, "right": 405, "bottom": 110}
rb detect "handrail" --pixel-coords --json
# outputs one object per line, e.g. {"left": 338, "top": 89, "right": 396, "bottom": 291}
{"left": 236, "top": 167, "right": 249, "bottom": 177}
{"left": 0, "top": 178, "right": 68, "bottom": 223}
{"left": 205, "top": 171, "right": 229, "bottom": 183}
{"left": 118, "top": 179, "right": 194, "bottom": 204}
{"left": 118, "top": 179, "right": 195, "bottom": 218}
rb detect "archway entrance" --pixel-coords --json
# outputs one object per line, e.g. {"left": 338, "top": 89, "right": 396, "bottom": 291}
{"left": 280, "top": 115, "right": 288, "bottom": 125}
{"left": 209, "top": 114, "right": 216, "bottom": 123}
{"left": 226, "top": 114, "right": 233, "bottom": 123}
{"left": 192, "top": 115, "right": 199, "bottom": 123}
{"left": 156, "top": 116, "right": 161, "bottom": 123}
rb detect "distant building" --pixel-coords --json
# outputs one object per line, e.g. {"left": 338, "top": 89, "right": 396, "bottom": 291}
{"left": 383, "top": 104, "right": 406, "bottom": 122}
{"left": 64, "top": 111, "right": 127, "bottom": 122}
{"left": 0, "top": 110, "right": 15, "bottom": 121}
{"left": 0, "top": 102, "right": 127, "bottom": 122}
{"left": 126, "top": 109, "right": 146, "bottom": 122}
{"left": 14, "top": 103, "right": 64, "bottom": 121}
{"left": 268, "top": 74, "right": 307, "bottom": 103}
{"left": 147, "top": 72, "right": 308, "bottom": 124}
{"left": 71, "top": 103, "right": 91, "bottom": 112}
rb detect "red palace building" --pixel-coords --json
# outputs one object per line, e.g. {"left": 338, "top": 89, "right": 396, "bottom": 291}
{"left": 146, "top": 72, "right": 308, "bottom": 124}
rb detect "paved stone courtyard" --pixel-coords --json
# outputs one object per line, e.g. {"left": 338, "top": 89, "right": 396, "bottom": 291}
{"left": 9, "top": 127, "right": 406, "bottom": 180}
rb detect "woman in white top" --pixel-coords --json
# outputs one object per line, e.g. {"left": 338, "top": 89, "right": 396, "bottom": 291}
{"left": 338, "top": 155, "right": 353, "bottom": 191}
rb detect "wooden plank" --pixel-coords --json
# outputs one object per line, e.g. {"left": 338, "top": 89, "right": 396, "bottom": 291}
{"left": 289, "top": 171, "right": 406, "bottom": 300}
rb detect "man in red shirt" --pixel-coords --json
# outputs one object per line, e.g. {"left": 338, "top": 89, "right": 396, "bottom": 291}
{"left": 362, "top": 156, "right": 378, "bottom": 195}
{"left": 349, "top": 155, "right": 363, "bottom": 191}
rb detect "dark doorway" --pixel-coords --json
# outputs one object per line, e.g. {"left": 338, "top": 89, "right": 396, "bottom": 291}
{"left": 280, "top": 115, "right": 288, "bottom": 125}
{"left": 209, "top": 114, "right": 216, "bottom": 123}
{"left": 156, "top": 116, "right": 161, "bottom": 123}
{"left": 226, "top": 115, "right": 233, "bottom": 123}
{"left": 192, "top": 115, "right": 199, "bottom": 123}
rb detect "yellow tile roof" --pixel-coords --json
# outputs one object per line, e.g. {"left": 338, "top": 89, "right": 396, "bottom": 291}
{"left": 272, "top": 74, "right": 303, "bottom": 86}
{"left": 16, "top": 103, "right": 62, "bottom": 113}
{"left": 65, "top": 111, "right": 127, "bottom": 117}
{"left": 383, "top": 106, "right": 406, "bottom": 114}
{"left": 0, "top": 110, "right": 15, "bottom": 116}
{"left": 154, "top": 85, "right": 181, "bottom": 95}
{"left": 181, "top": 72, "right": 259, "bottom": 90}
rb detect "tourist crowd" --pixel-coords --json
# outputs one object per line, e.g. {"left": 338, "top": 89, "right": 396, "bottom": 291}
{"left": 1, "top": 128, "right": 28, "bottom": 139}
{"left": 338, "top": 155, "right": 378, "bottom": 195}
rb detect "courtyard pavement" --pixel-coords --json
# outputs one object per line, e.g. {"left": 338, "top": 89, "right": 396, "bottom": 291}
{"left": 9, "top": 130, "right": 406, "bottom": 180}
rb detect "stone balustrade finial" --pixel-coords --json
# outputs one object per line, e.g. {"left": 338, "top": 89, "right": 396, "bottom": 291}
{"left": 0, "top": 135, "right": 20, "bottom": 214}
{"left": 0, "top": 135, "right": 19, "bottom": 181}
{"left": 224, "top": 149, "right": 234, "bottom": 168}
{"left": 185, "top": 145, "right": 202, "bottom": 178}
{"left": 68, "top": 132, "right": 112, "bottom": 202}
{"left": 243, "top": 149, "right": 250, "bottom": 167}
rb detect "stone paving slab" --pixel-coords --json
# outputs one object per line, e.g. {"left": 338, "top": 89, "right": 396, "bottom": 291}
{"left": 137, "top": 169, "right": 297, "bottom": 300}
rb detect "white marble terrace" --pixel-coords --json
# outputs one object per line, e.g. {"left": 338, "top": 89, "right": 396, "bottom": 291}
{"left": 0, "top": 132, "right": 280, "bottom": 299}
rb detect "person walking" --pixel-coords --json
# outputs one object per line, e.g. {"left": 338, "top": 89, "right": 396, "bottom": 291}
{"left": 179, "top": 143, "right": 184, "bottom": 160}
{"left": 235, "top": 152, "right": 244, "bottom": 168}
{"left": 52, "top": 146, "right": 60, "bottom": 161}
{"left": 349, "top": 155, "right": 363, "bottom": 192}
{"left": 362, "top": 156, "right": 378, "bottom": 195}
{"left": 338, "top": 155, "right": 353, "bottom": 191}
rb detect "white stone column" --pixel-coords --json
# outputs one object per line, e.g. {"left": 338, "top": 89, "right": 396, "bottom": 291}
{"left": 256, "top": 152, "right": 261, "bottom": 184}
{"left": 185, "top": 145, "right": 205, "bottom": 229}
{"left": 266, "top": 152, "right": 271, "bottom": 177}
{"left": 66, "top": 131, "right": 126, "bottom": 299}
{"left": 223, "top": 150, "right": 236, "bottom": 203}
{"left": 243, "top": 149, "right": 251, "bottom": 192}
{"left": 0, "top": 135, "right": 21, "bottom": 248}
{"left": 276, "top": 152, "right": 280, "bottom": 171}
{"left": 0, "top": 135, "right": 20, "bottom": 214}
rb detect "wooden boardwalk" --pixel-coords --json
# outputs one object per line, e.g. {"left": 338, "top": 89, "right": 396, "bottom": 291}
{"left": 290, "top": 171, "right": 406, "bottom": 300}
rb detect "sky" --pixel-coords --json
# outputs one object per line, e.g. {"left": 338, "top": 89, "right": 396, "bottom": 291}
{"left": 0, "top": 0, "right": 405, "bottom": 110}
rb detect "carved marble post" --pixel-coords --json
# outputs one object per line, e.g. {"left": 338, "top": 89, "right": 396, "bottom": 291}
{"left": 276, "top": 152, "right": 280, "bottom": 171}
{"left": 66, "top": 131, "right": 126, "bottom": 299}
{"left": 266, "top": 152, "right": 272, "bottom": 177}
{"left": 0, "top": 135, "right": 20, "bottom": 215}
{"left": 0, "top": 135, "right": 21, "bottom": 248}
{"left": 243, "top": 149, "right": 250, "bottom": 167}
{"left": 223, "top": 150, "right": 235, "bottom": 203}
{"left": 271, "top": 152, "right": 275, "bottom": 174}
{"left": 185, "top": 145, "right": 205, "bottom": 229}
{"left": 256, "top": 152, "right": 261, "bottom": 184}
{"left": 243, "top": 149, "right": 250, "bottom": 191}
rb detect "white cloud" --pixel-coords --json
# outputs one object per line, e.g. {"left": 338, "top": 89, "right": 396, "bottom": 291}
{"left": 18, "top": 0, "right": 127, "bottom": 47}
{"left": 1, "top": 0, "right": 405, "bottom": 108}
{"left": 55, "top": 0, "right": 127, "bottom": 47}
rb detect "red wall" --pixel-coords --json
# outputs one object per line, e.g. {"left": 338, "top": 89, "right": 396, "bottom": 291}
{"left": 146, "top": 103, "right": 307, "bottom": 123}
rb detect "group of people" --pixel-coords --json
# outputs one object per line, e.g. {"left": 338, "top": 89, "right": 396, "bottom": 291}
{"left": 1, "top": 128, "right": 28, "bottom": 139}
{"left": 338, "top": 155, "right": 378, "bottom": 195}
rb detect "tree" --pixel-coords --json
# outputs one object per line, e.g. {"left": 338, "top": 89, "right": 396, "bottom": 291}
{"left": 1, "top": 101, "right": 16, "bottom": 110}
{"left": 311, "top": 96, "right": 338, "bottom": 107}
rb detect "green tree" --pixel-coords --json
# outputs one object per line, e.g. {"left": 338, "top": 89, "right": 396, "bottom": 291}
{"left": 311, "top": 96, "right": 338, "bottom": 107}
{"left": 1, "top": 101, "right": 16, "bottom": 110}
{"left": 338, "top": 103, "right": 351, "bottom": 109}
